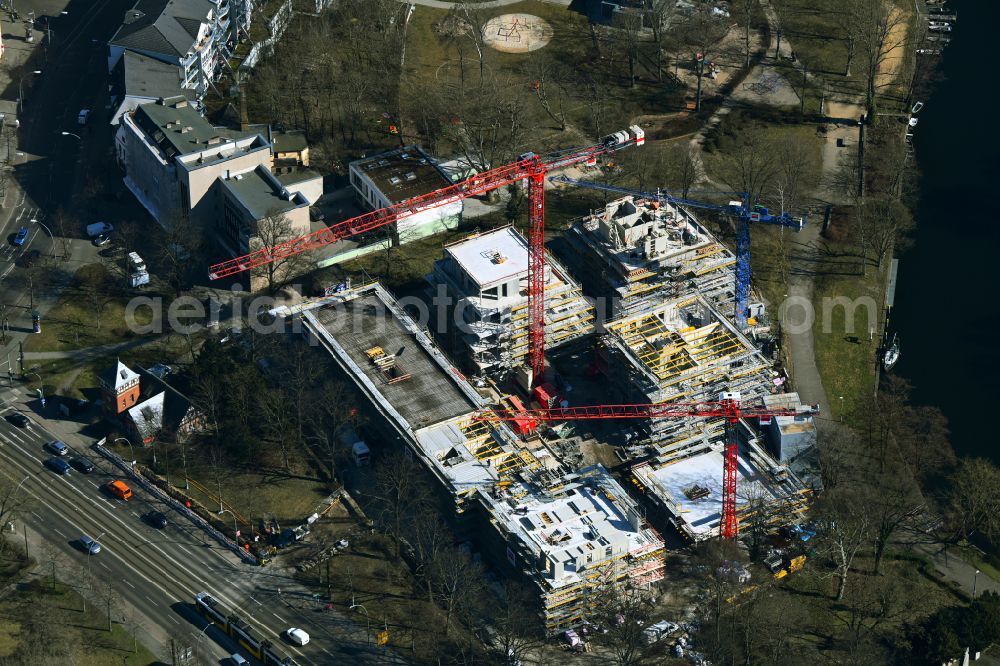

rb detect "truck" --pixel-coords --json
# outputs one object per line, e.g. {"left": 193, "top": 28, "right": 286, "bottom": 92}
{"left": 338, "top": 425, "right": 370, "bottom": 466}
{"left": 127, "top": 251, "right": 150, "bottom": 287}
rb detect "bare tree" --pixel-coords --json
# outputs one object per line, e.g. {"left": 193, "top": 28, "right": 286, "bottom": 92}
{"left": 521, "top": 53, "right": 572, "bottom": 131}
{"left": 589, "top": 575, "right": 655, "bottom": 666}
{"left": 713, "top": 123, "right": 779, "bottom": 203}
{"left": 613, "top": 9, "right": 644, "bottom": 89}
{"left": 945, "top": 458, "right": 1000, "bottom": 545}
{"left": 844, "top": 0, "right": 909, "bottom": 118}
{"left": 664, "top": 142, "right": 699, "bottom": 198}
{"left": 736, "top": 0, "right": 756, "bottom": 69}
{"left": 0, "top": 476, "right": 33, "bottom": 553}
{"left": 404, "top": 510, "right": 451, "bottom": 604}
{"left": 77, "top": 266, "right": 115, "bottom": 331}
{"left": 815, "top": 493, "right": 870, "bottom": 601}
{"left": 155, "top": 213, "right": 205, "bottom": 294}
{"left": 485, "top": 580, "right": 546, "bottom": 666}
{"left": 370, "top": 451, "right": 432, "bottom": 559}
{"left": 854, "top": 197, "right": 913, "bottom": 271}
{"left": 681, "top": 8, "right": 729, "bottom": 112}
{"left": 250, "top": 210, "right": 315, "bottom": 294}
{"left": 647, "top": 0, "right": 680, "bottom": 81}
{"left": 430, "top": 547, "right": 487, "bottom": 637}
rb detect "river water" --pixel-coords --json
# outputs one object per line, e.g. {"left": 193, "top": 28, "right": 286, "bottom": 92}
{"left": 891, "top": 0, "right": 1000, "bottom": 461}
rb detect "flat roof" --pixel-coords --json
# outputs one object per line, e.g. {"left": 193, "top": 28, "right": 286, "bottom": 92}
{"left": 645, "top": 449, "right": 768, "bottom": 538}
{"left": 445, "top": 227, "right": 530, "bottom": 288}
{"left": 220, "top": 166, "right": 307, "bottom": 220}
{"left": 351, "top": 147, "right": 450, "bottom": 204}
{"left": 308, "top": 291, "right": 476, "bottom": 428}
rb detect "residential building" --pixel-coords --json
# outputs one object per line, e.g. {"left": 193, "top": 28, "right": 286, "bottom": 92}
{"left": 592, "top": 295, "right": 809, "bottom": 540}
{"left": 217, "top": 164, "right": 309, "bottom": 255}
{"left": 349, "top": 146, "right": 462, "bottom": 245}
{"left": 100, "top": 360, "right": 202, "bottom": 444}
{"left": 427, "top": 226, "right": 594, "bottom": 378}
{"left": 107, "top": 0, "right": 233, "bottom": 100}
{"left": 109, "top": 51, "right": 199, "bottom": 125}
{"left": 116, "top": 97, "right": 271, "bottom": 227}
{"left": 282, "top": 282, "right": 665, "bottom": 635}
{"left": 562, "top": 194, "right": 737, "bottom": 319}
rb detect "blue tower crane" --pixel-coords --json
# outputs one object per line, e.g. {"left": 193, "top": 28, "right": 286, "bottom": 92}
{"left": 550, "top": 176, "right": 806, "bottom": 330}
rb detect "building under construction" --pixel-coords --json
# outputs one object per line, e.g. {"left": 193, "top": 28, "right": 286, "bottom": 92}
{"left": 591, "top": 293, "right": 812, "bottom": 540}
{"left": 428, "top": 226, "right": 594, "bottom": 377}
{"left": 562, "top": 195, "right": 738, "bottom": 319}
{"left": 284, "top": 283, "right": 665, "bottom": 634}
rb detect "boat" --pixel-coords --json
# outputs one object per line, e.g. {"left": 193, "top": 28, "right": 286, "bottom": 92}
{"left": 882, "top": 333, "right": 900, "bottom": 371}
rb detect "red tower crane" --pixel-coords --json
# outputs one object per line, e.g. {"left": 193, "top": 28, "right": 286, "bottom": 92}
{"left": 207, "top": 128, "right": 645, "bottom": 385}
{"left": 472, "top": 392, "right": 819, "bottom": 540}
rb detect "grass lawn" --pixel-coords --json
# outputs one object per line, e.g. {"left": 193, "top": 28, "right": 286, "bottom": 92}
{"left": 811, "top": 258, "right": 885, "bottom": 421}
{"left": 296, "top": 531, "right": 480, "bottom": 661}
{"left": 404, "top": 1, "right": 685, "bottom": 146}
{"left": 770, "top": 0, "right": 853, "bottom": 82}
{"left": 780, "top": 551, "right": 958, "bottom": 659}
{"left": 0, "top": 576, "right": 157, "bottom": 664}
{"left": 955, "top": 544, "right": 1000, "bottom": 585}
{"left": 324, "top": 226, "right": 474, "bottom": 298}
{"left": 25, "top": 264, "right": 154, "bottom": 354}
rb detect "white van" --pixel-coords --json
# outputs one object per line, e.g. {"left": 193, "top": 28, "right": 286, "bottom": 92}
{"left": 127, "top": 251, "right": 146, "bottom": 273}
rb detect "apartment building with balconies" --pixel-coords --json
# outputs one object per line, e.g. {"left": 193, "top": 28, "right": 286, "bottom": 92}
{"left": 108, "top": 0, "right": 233, "bottom": 101}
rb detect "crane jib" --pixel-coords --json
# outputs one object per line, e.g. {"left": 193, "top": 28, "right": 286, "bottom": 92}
{"left": 208, "top": 128, "right": 645, "bottom": 279}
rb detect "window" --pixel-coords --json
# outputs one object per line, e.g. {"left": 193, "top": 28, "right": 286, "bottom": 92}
{"left": 482, "top": 287, "right": 498, "bottom": 301}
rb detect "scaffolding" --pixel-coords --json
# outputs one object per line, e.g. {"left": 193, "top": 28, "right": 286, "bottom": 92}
{"left": 561, "top": 196, "right": 737, "bottom": 319}
{"left": 428, "top": 226, "right": 595, "bottom": 377}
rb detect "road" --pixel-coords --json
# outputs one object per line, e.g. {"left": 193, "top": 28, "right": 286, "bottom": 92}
{"left": 0, "top": 403, "right": 323, "bottom": 663}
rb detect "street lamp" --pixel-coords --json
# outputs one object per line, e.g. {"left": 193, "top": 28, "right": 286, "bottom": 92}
{"left": 218, "top": 508, "right": 239, "bottom": 540}
{"left": 974, "top": 569, "right": 980, "bottom": 598}
{"left": 114, "top": 437, "right": 135, "bottom": 468}
{"left": 29, "top": 218, "right": 55, "bottom": 258}
{"left": 838, "top": 396, "right": 844, "bottom": 422}
{"left": 349, "top": 597, "right": 371, "bottom": 646}
{"left": 26, "top": 368, "right": 44, "bottom": 406}
{"left": 18, "top": 70, "right": 41, "bottom": 113}
{"left": 60, "top": 131, "right": 81, "bottom": 140}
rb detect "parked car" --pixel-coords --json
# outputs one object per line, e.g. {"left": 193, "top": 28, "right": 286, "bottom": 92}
{"left": 85, "top": 221, "right": 113, "bottom": 237}
{"left": 92, "top": 234, "right": 111, "bottom": 247}
{"left": 45, "top": 457, "right": 72, "bottom": 475}
{"left": 70, "top": 457, "right": 95, "bottom": 473}
{"left": 146, "top": 511, "right": 168, "bottom": 529}
{"left": 77, "top": 109, "right": 90, "bottom": 125}
{"left": 15, "top": 249, "right": 40, "bottom": 268}
{"left": 45, "top": 440, "right": 69, "bottom": 456}
{"left": 78, "top": 535, "right": 101, "bottom": 555}
{"left": 286, "top": 628, "right": 310, "bottom": 646}
{"left": 6, "top": 413, "right": 30, "bottom": 428}
{"left": 12, "top": 227, "right": 29, "bottom": 247}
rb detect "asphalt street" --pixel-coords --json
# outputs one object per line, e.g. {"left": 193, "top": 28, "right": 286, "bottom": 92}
{"left": 0, "top": 401, "right": 374, "bottom": 664}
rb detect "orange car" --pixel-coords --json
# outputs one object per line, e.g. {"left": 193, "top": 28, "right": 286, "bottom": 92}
{"left": 106, "top": 480, "right": 133, "bottom": 501}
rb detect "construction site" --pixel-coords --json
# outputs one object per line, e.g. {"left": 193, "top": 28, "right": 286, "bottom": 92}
{"left": 561, "top": 194, "right": 738, "bottom": 319}
{"left": 428, "top": 226, "right": 594, "bottom": 377}
{"left": 282, "top": 283, "right": 667, "bottom": 634}
{"left": 224, "top": 126, "right": 817, "bottom": 634}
